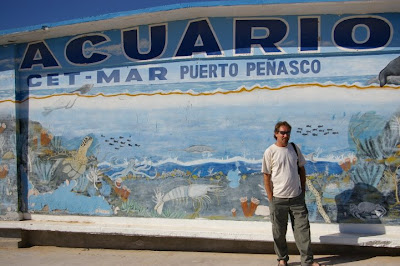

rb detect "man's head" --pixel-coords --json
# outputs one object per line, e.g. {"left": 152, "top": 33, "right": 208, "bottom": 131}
{"left": 274, "top": 121, "right": 292, "bottom": 147}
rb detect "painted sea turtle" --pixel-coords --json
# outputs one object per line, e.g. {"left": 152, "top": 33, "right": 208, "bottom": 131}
{"left": 43, "top": 135, "right": 95, "bottom": 190}
{"left": 61, "top": 135, "right": 94, "bottom": 179}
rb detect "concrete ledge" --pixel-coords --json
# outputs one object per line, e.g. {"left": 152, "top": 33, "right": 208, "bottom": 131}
{"left": 0, "top": 228, "right": 22, "bottom": 248}
{"left": 0, "top": 214, "right": 399, "bottom": 250}
{"left": 0, "top": 237, "right": 21, "bottom": 248}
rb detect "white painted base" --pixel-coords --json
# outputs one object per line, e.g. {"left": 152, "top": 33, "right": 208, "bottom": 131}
{"left": 0, "top": 214, "right": 399, "bottom": 248}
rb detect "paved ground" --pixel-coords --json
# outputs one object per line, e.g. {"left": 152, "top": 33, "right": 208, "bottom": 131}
{"left": 1, "top": 246, "right": 399, "bottom": 265}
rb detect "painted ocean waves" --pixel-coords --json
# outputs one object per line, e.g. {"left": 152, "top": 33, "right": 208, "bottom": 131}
{"left": 20, "top": 72, "right": 400, "bottom": 225}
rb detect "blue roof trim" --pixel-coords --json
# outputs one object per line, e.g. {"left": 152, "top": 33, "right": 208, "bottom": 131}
{"left": 0, "top": 0, "right": 365, "bottom": 37}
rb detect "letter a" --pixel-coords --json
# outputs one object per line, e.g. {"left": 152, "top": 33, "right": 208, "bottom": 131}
{"left": 20, "top": 41, "right": 60, "bottom": 70}
{"left": 175, "top": 19, "right": 222, "bottom": 57}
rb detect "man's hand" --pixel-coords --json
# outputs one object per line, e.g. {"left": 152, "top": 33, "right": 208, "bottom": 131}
{"left": 263, "top": 173, "right": 273, "bottom": 201}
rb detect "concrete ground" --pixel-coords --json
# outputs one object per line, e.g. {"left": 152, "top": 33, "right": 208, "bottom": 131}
{"left": 1, "top": 246, "right": 399, "bottom": 266}
{"left": 1, "top": 216, "right": 400, "bottom": 265}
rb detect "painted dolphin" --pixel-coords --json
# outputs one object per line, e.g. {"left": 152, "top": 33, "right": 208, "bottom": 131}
{"left": 379, "top": 56, "right": 400, "bottom": 87}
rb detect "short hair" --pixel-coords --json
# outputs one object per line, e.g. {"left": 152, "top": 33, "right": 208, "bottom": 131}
{"left": 274, "top": 121, "right": 292, "bottom": 140}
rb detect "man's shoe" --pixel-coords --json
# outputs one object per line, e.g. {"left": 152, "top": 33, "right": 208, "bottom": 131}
{"left": 278, "top": 260, "right": 288, "bottom": 266}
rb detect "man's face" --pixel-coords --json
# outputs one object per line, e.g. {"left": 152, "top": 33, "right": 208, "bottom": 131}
{"left": 275, "top": 125, "right": 291, "bottom": 147}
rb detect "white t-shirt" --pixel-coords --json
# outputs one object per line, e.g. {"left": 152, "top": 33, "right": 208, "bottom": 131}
{"left": 262, "top": 143, "right": 306, "bottom": 198}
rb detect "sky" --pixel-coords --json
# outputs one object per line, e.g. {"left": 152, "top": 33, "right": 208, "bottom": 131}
{"left": 0, "top": 0, "right": 221, "bottom": 31}
{"left": 0, "top": 0, "right": 346, "bottom": 32}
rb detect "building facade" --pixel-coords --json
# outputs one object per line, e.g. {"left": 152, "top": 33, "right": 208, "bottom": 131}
{"left": 0, "top": 1, "right": 400, "bottom": 234}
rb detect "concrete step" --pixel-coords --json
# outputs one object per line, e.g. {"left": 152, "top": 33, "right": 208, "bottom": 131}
{"left": 0, "top": 237, "right": 21, "bottom": 248}
{"left": 0, "top": 228, "right": 22, "bottom": 248}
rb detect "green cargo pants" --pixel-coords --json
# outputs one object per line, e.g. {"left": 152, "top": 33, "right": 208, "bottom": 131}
{"left": 270, "top": 192, "right": 314, "bottom": 266}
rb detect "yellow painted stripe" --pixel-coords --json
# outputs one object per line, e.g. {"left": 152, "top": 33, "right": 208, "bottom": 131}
{"left": 4, "top": 83, "right": 399, "bottom": 104}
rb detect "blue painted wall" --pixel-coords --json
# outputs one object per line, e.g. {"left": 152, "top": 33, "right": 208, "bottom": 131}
{"left": 1, "top": 6, "right": 400, "bottom": 224}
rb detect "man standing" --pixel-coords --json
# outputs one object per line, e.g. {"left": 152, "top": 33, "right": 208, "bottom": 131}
{"left": 262, "top": 121, "right": 320, "bottom": 266}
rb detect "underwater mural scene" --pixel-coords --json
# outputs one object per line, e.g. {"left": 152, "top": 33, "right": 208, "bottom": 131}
{"left": 1, "top": 13, "right": 400, "bottom": 224}
{"left": 0, "top": 45, "right": 18, "bottom": 219}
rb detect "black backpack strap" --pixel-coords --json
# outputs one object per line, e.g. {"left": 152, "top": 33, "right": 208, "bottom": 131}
{"left": 291, "top": 143, "right": 304, "bottom": 192}
{"left": 291, "top": 142, "right": 298, "bottom": 164}
{"left": 291, "top": 142, "right": 300, "bottom": 174}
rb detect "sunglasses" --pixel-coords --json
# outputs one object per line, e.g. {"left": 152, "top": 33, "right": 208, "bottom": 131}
{"left": 278, "top": 131, "right": 291, "bottom": 135}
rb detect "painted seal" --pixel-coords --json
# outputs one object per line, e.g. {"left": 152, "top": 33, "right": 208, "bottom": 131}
{"left": 379, "top": 56, "right": 400, "bottom": 87}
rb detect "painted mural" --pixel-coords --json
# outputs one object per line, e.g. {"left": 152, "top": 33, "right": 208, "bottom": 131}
{"left": 1, "top": 12, "right": 400, "bottom": 224}
{"left": 0, "top": 54, "right": 18, "bottom": 220}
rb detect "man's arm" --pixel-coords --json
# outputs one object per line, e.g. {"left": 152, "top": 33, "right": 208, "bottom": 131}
{"left": 263, "top": 173, "right": 273, "bottom": 201}
{"left": 299, "top": 166, "right": 306, "bottom": 193}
